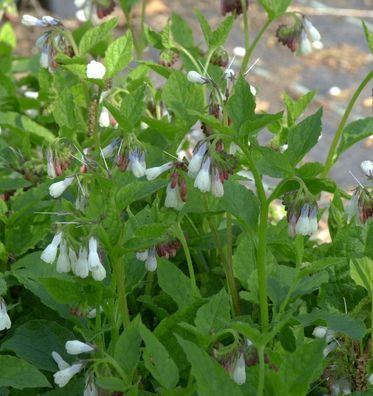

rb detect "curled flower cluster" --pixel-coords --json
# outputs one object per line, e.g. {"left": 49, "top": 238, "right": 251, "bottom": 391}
{"left": 276, "top": 15, "right": 321, "bottom": 56}
{"left": 283, "top": 191, "right": 319, "bottom": 237}
{"left": 46, "top": 148, "right": 72, "bottom": 179}
{"left": 22, "top": 15, "right": 72, "bottom": 71}
{"left": 75, "top": 0, "right": 116, "bottom": 23}
{"left": 41, "top": 234, "right": 106, "bottom": 281}
{"left": 221, "top": 0, "right": 248, "bottom": 16}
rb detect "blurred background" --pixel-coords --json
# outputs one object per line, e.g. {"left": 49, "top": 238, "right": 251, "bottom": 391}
{"left": 3, "top": 0, "right": 373, "bottom": 189}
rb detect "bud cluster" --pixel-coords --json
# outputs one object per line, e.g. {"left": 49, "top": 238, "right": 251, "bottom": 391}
{"left": 41, "top": 234, "right": 106, "bottom": 281}
{"left": 221, "top": 0, "right": 248, "bottom": 16}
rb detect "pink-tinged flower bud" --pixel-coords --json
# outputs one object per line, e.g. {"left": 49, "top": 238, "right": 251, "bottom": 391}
{"left": 194, "top": 157, "right": 211, "bottom": 193}
{"left": 56, "top": 240, "right": 71, "bottom": 273}
{"left": 54, "top": 363, "right": 83, "bottom": 388}
{"left": 41, "top": 232, "right": 63, "bottom": 264}
{"left": 0, "top": 299, "right": 11, "bottom": 331}
{"left": 49, "top": 177, "right": 74, "bottom": 198}
{"left": 360, "top": 160, "right": 373, "bottom": 178}
{"left": 51, "top": 351, "right": 70, "bottom": 371}
{"left": 179, "top": 178, "right": 188, "bottom": 202}
{"left": 145, "top": 162, "right": 174, "bottom": 181}
{"left": 65, "top": 340, "right": 94, "bottom": 355}
{"left": 75, "top": 248, "right": 89, "bottom": 279}
{"left": 303, "top": 18, "right": 321, "bottom": 42}
{"left": 187, "top": 71, "right": 208, "bottom": 84}
{"left": 86, "top": 60, "right": 106, "bottom": 79}
{"left": 188, "top": 142, "right": 208, "bottom": 177}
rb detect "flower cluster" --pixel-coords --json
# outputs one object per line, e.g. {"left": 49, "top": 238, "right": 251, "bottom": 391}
{"left": 136, "top": 239, "right": 181, "bottom": 272}
{"left": 75, "top": 0, "right": 116, "bottom": 23}
{"left": 221, "top": 0, "right": 248, "bottom": 16}
{"left": 283, "top": 191, "right": 319, "bottom": 237}
{"left": 41, "top": 234, "right": 106, "bottom": 281}
{"left": 22, "top": 15, "right": 72, "bottom": 71}
{"left": 276, "top": 15, "right": 321, "bottom": 56}
{"left": 52, "top": 340, "right": 95, "bottom": 388}
{"left": 346, "top": 187, "right": 373, "bottom": 224}
{"left": 0, "top": 299, "right": 11, "bottom": 331}
{"left": 312, "top": 326, "right": 337, "bottom": 357}
{"left": 46, "top": 147, "right": 72, "bottom": 179}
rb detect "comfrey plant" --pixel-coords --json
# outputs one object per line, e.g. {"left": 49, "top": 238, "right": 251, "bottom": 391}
{"left": 0, "top": 1, "right": 373, "bottom": 395}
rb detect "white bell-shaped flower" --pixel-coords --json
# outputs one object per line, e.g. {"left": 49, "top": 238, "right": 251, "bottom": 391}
{"left": 51, "top": 351, "right": 70, "bottom": 371}
{"left": 86, "top": 60, "right": 106, "bottom": 79}
{"left": 303, "top": 18, "right": 321, "bottom": 42}
{"left": 56, "top": 240, "right": 71, "bottom": 273}
{"left": 231, "top": 353, "right": 246, "bottom": 385}
{"left": 0, "top": 300, "right": 11, "bottom": 331}
{"left": 99, "top": 107, "right": 110, "bottom": 128}
{"left": 91, "top": 263, "right": 106, "bottom": 281}
{"left": 75, "top": 248, "right": 89, "bottom": 279}
{"left": 296, "top": 31, "right": 312, "bottom": 56}
{"left": 194, "top": 157, "right": 211, "bottom": 192}
{"left": 49, "top": 177, "right": 74, "bottom": 198}
{"left": 68, "top": 248, "right": 78, "bottom": 274}
{"left": 165, "top": 183, "right": 184, "bottom": 210}
{"left": 88, "top": 237, "right": 101, "bottom": 270}
{"left": 128, "top": 149, "right": 146, "bottom": 178}
{"left": 188, "top": 142, "right": 208, "bottom": 177}
{"left": 145, "top": 162, "right": 173, "bottom": 180}
{"left": 360, "top": 160, "right": 373, "bottom": 178}
{"left": 187, "top": 70, "right": 208, "bottom": 84}
{"left": 145, "top": 248, "right": 157, "bottom": 272}
{"left": 211, "top": 168, "right": 224, "bottom": 198}
{"left": 84, "top": 375, "right": 99, "bottom": 396}
{"left": 21, "top": 15, "right": 45, "bottom": 26}
{"left": 136, "top": 250, "right": 148, "bottom": 261}
{"left": 54, "top": 363, "right": 83, "bottom": 388}
{"left": 41, "top": 232, "right": 62, "bottom": 264}
{"left": 368, "top": 373, "right": 373, "bottom": 386}
{"left": 223, "top": 68, "right": 235, "bottom": 81}
{"left": 65, "top": 340, "right": 94, "bottom": 355}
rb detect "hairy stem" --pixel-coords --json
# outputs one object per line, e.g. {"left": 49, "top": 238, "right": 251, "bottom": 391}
{"left": 226, "top": 212, "right": 240, "bottom": 315}
{"left": 257, "top": 346, "right": 265, "bottom": 396}
{"left": 112, "top": 256, "right": 130, "bottom": 328}
{"left": 323, "top": 69, "right": 373, "bottom": 176}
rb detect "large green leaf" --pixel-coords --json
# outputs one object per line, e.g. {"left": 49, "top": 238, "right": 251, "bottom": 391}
{"left": 350, "top": 257, "right": 373, "bottom": 295}
{"left": 0, "top": 355, "right": 50, "bottom": 389}
{"left": 177, "top": 337, "right": 244, "bottom": 396}
{"left": 336, "top": 117, "right": 373, "bottom": 158}
{"left": 287, "top": 108, "right": 322, "bottom": 165}
{"left": 140, "top": 324, "right": 179, "bottom": 389}
{"left": 79, "top": 18, "right": 118, "bottom": 55}
{"left": 157, "top": 259, "right": 195, "bottom": 309}
{"left": 105, "top": 32, "right": 133, "bottom": 77}
{"left": 362, "top": 21, "right": 373, "bottom": 54}
{"left": 1, "top": 320, "right": 74, "bottom": 371}
{"left": 259, "top": 0, "right": 292, "bottom": 19}
{"left": 256, "top": 147, "right": 294, "bottom": 178}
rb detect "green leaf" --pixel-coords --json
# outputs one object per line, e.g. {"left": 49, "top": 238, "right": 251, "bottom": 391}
{"left": 177, "top": 337, "right": 244, "bottom": 396}
{"left": 209, "top": 15, "right": 235, "bottom": 48}
{"left": 362, "top": 21, "right": 373, "bottom": 54}
{"left": 171, "top": 13, "right": 194, "bottom": 48}
{"left": 336, "top": 117, "right": 373, "bottom": 158}
{"left": 120, "top": 83, "right": 146, "bottom": 130}
{"left": 0, "top": 355, "right": 50, "bottom": 389}
{"left": 195, "top": 10, "right": 212, "bottom": 45}
{"left": 239, "top": 112, "right": 283, "bottom": 137}
{"left": 1, "top": 320, "right": 74, "bottom": 371}
{"left": 140, "top": 323, "right": 179, "bottom": 389}
{"left": 226, "top": 76, "right": 256, "bottom": 131}
{"left": 162, "top": 70, "right": 204, "bottom": 129}
{"left": 95, "top": 377, "right": 126, "bottom": 392}
{"left": 233, "top": 234, "right": 256, "bottom": 287}
{"left": 350, "top": 257, "right": 373, "bottom": 295}
{"left": 0, "top": 111, "right": 55, "bottom": 142}
{"left": 105, "top": 32, "right": 133, "bottom": 77}
{"left": 79, "top": 18, "right": 118, "bottom": 55}
{"left": 195, "top": 289, "right": 231, "bottom": 335}
{"left": 114, "top": 316, "right": 142, "bottom": 382}
{"left": 256, "top": 147, "right": 294, "bottom": 178}
{"left": 259, "top": 0, "right": 292, "bottom": 19}
{"left": 284, "top": 91, "right": 315, "bottom": 127}
{"left": 157, "top": 259, "right": 195, "bottom": 309}
{"left": 287, "top": 108, "right": 322, "bottom": 165}
{"left": 219, "top": 178, "right": 260, "bottom": 232}
{"left": 0, "top": 173, "right": 31, "bottom": 193}
{"left": 118, "top": 0, "right": 138, "bottom": 14}
{"left": 0, "top": 22, "right": 16, "bottom": 48}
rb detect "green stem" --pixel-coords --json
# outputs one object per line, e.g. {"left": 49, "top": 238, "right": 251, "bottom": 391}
{"left": 322, "top": 69, "right": 373, "bottom": 176}
{"left": 176, "top": 45, "right": 203, "bottom": 73}
{"left": 101, "top": 353, "right": 129, "bottom": 384}
{"left": 240, "top": 144, "right": 269, "bottom": 331}
{"left": 240, "top": 19, "right": 271, "bottom": 74}
{"left": 112, "top": 256, "right": 130, "bottom": 328}
{"left": 226, "top": 213, "right": 240, "bottom": 315}
{"left": 371, "top": 295, "right": 373, "bottom": 359}
{"left": 138, "top": 0, "right": 147, "bottom": 59}
{"left": 257, "top": 346, "right": 265, "bottom": 396}
{"left": 241, "top": 0, "right": 250, "bottom": 52}
{"left": 144, "top": 271, "right": 154, "bottom": 296}
{"left": 176, "top": 223, "right": 199, "bottom": 297}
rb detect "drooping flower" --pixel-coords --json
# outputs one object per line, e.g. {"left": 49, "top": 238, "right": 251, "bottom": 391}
{"left": 91, "top": 262, "right": 106, "bottom": 281}
{"left": 128, "top": 149, "right": 146, "bottom": 178}
{"left": 136, "top": 247, "right": 157, "bottom": 272}
{"left": 56, "top": 240, "right": 71, "bottom": 273}
{"left": 230, "top": 353, "right": 246, "bottom": 385}
{"left": 49, "top": 177, "right": 74, "bottom": 198}
{"left": 84, "top": 375, "right": 99, "bottom": 396}
{"left": 69, "top": 248, "right": 78, "bottom": 274}
{"left": 194, "top": 157, "right": 212, "bottom": 192}
{"left": 187, "top": 71, "right": 209, "bottom": 84}
{"left": 86, "top": 60, "right": 106, "bottom": 79}
{"left": 296, "top": 30, "right": 312, "bottom": 56}
{"left": 211, "top": 168, "right": 225, "bottom": 198}
{"left": 88, "top": 237, "right": 101, "bottom": 270}
{"left": 54, "top": 363, "right": 83, "bottom": 388}
{"left": 295, "top": 203, "right": 318, "bottom": 236}
{"left": 188, "top": 142, "right": 208, "bottom": 177}
{"left": 47, "top": 148, "right": 57, "bottom": 179}
{"left": 145, "top": 162, "right": 174, "bottom": 181}
{"left": 21, "top": 14, "right": 61, "bottom": 27}
{"left": 360, "top": 160, "right": 373, "bottom": 178}
{"left": 0, "top": 299, "right": 11, "bottom": 331}
{"left": 41, "top": 232, "right": 63, "bottom": 264}
{"left": 75, "top": 248, "right": 89, "bottom": 279}
{"left": 136, "top": 250, "right": 148, "bottom": 261}
{"left": 99, "top": 106, "right": 111, "bottom": 127}
{"left": 303, "top": 17, "right": 321, "bottom": 42}
{"left": 65, "top": 340, "right": 94, "bottom": 355}
{"left": 51, "top": 351, "right": 70, "bottom": 371}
